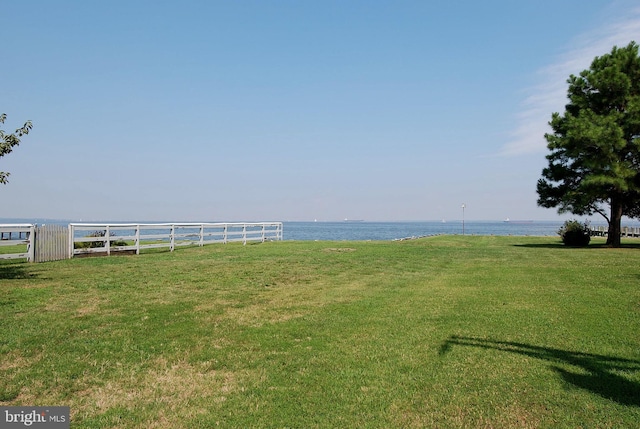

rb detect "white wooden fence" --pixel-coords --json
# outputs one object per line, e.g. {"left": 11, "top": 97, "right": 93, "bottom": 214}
{"left": 70, "top": 222, "right": 283, "bottom": 257}
{"left": 589, "top": 225, "right": 640, "bottom": 237}
{"left": 1, "top": 222, "right": 283, "bottom": 262}
{"left": 0, "top": 224, "right": 35, "bottom": 261}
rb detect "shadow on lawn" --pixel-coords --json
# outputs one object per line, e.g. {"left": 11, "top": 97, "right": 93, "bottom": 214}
{"left": 513, "top": 242, "right": 640, "bottom": 249}
{"left": 439, "top": 336, "right": 640, "bottom": 406}
{"left": 0, "top": 262, "right": 34, "bottom": 280}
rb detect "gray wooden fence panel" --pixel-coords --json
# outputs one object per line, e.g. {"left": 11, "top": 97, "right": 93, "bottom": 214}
{"left": 34, "top": 224, "right": 69, "bottom": 262}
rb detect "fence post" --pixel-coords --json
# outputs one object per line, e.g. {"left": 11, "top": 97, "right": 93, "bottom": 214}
{"left": 27, "top": 224, "right": 35, "bottom": 262}
{"left": 106, "top": 225, "right": 111, "bottom": 256}
{"left": 170, "top": 224, "right": 175, "bottom": 251}
{"left": 243, "top": 224, "right": 247, "bottom": 245}
{"left": 33, "top": 225, "right": 40, "bottom": 263}
{"left": 200, "top": 224, "right": 204, "bottom": 247}
{"left": 135, "top": 225, "right": 140, "bottom": 255}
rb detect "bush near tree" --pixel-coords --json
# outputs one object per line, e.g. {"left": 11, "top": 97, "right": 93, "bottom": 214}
{"left": 557, "top": 219, "right": 591, "bottom": 247}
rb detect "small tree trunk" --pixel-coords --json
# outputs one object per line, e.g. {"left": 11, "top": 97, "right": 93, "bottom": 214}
{"left": 607, "top": 196, "right": 624, "bottom": 247}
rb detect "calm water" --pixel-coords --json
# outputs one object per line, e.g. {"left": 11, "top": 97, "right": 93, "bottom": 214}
{"left": 2, "top": 218, "right": 630, "bottom": 241}
{"left": 282, "top": 221, "right": 566, "bottom": 241}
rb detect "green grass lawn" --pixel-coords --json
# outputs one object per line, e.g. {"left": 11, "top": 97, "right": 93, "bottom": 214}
{"left": 1, "top": 236, "right": 639, "bottom": 428}
{"left": 0, "top": 243, "right": 27, "bottom": 255}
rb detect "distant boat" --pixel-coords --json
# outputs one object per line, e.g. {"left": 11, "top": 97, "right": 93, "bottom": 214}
{"left": 504, "top": 218, "right": 534, "bottom": 223}
{"left": 344, "top": 218, "right": 364, "bottom": 222}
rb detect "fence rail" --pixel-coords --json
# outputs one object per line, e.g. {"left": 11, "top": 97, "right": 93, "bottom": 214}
{"left": 1, "top": 222, "right": 283, "bottom": 262}
{"left": 0, "top": 224, "right": 35, "bottom": 261}
{"left": 589, "top": 225, "right": 640, "bottom": 238}
{"left": 70, "top": 222, "right": 283, "bottom": 257}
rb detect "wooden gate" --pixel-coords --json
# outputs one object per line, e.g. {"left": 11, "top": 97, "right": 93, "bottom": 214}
{"left": 34, "top": 224, "right": 69, "bottom": 262}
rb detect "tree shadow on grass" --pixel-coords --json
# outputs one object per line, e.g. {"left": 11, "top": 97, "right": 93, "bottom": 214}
{"left": 513, "top": 242, "right": 640, "bottom": 250}
{"left": 439, "top": 336, "right": 640, "bottom": 406}
{"left": 0, "top": 262, "right": 36, "bottom": 280}
{"left": 512, "top": 242, "right": 567, "bottom": 249}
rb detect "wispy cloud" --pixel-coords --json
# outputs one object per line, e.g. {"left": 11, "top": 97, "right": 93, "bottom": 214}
{"left": 500, "top": 4, "right": 640, "bottom": 157}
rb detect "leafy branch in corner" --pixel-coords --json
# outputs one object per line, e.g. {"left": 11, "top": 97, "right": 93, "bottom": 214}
{"left": 0, "top": 113, "right": 33, "bottom": 184}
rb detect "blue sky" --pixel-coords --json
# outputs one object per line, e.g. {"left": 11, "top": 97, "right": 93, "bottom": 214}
{"left": 2, "top": 0, "right": 640, "bottom": 222}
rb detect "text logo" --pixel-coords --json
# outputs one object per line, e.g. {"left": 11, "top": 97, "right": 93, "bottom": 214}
{"left": 0, "top": 407, "right": 69, "bottom": 429}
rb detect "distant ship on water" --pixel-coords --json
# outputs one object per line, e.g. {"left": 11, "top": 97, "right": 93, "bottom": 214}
{"left": 344, "top": 218, "right": 364, "bottom": 222}
{"left": 504, "top": 218, "right": 534, "bottom": 223}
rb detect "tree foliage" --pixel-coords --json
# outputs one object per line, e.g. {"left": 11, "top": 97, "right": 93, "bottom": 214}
{"left": 537, "top": 41, "right": 640, "bottom": 247}
{"left": 0, "top": 113, "right": 33, "bottom": 184}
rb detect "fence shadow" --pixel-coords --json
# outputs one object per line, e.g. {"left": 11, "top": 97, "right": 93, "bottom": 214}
{"left": 439, "top": 335, "right": 640, "bottom": 406}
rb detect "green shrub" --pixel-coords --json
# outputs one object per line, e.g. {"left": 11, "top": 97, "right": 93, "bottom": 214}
{"left": 557, "top": 220, "right": 591, "bottom": 246}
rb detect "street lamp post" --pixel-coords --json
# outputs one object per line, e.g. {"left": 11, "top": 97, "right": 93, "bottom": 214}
{"left": 461, "top": 204, "right": 466, "bottom": 235}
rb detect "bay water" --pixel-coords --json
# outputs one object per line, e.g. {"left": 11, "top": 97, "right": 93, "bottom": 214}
{"left": 3, "top": 218, "right": 632, "bottom": 242}
{"left": 282, "top": 220, "right": 565, "bottom": 241}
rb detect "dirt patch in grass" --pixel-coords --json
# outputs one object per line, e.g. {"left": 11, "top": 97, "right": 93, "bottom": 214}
{"left": 390, "top": 402, "right": 543, "bottom": 429}
{"left": 74, "top": 357, "right": 242, "bottom": 427}
{"left": 0, "top": 350, "right": 42, "bottom": 371}
{"left": 215, "top": 276, "right": 371, "bottom": 327}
